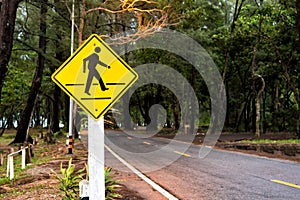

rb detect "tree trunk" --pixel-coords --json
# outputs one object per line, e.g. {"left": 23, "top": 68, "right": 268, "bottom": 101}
{"left": 245, "top": 101, "right": 250, "bottom": 132}
{"left": 173, "top": 102, "right": 180, "bottom": 130}
{"left": 251, "top": 98, "right": 256, "bottom": 133}
{"left": 46, "top": 98, "right": 51, "bottom": 129}
{"left": 271, "top": 84, "right": 279, "bottom": 132}
{"left": 51, "top": 0, "right": 66, "bottom": 133}
{"left": 11, "top": 0, "right": 47, "bottom": 144}
{"left": 143, "top": 93, "right": 152, "bottom": 127}
{"left": 63, "top": 94, "right": 70, "bottom": 132}
{"left": 0, "top": 106, "right": 14, "bottom": 136}
{"left": 251, "top": 7, "right": 264, "bottom": 138}
{"left": 79, "top": 0, "right": 85, "bottom": 45}
{"left": 52, "top": 85, "right": 61, "bottom": 133}
{"left": 254, "top": 76, "right": 265, "bottom": 138}
{"left": 262, "top": 91, "right": 267, "bottom": 133}
{"left": 222, "top": 0, "right": 245, "bottom": 83}
{"left": 297, "top": 0, "right": 300, "bottom": 41}
{"left": 146, "top": 85, "right": 162, "bottom": 131}
{"left": 0, "top": 0, "right": 21, "bottom": 101}
{"left": 136, "top": 91, "right": 146, "bottom": 126}
{"left": 295, "top": 0, "right": 300, "bottom": 137}
{"left": 189, "top": 67, "right": 196, "bottom": 134}
{"left": 122, "top": 91, "right": 133, "bottom": 130}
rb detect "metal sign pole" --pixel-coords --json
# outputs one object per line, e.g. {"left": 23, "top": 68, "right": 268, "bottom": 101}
{"left": 67, "top": 0, "right": 75, "bottom": 154}
{"left": 88, "top": 116, "right": 105, "bottom": 200}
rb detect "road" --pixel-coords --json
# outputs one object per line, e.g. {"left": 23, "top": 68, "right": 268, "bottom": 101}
{"left": 83, "top": 130, "right": 300, "bottom": 199}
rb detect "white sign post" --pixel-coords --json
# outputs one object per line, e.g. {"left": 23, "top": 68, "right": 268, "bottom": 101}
{"left": 88, "top": 116, "right": 105, "bottom": 200}
{"left": 51, "top": 34, "right": 138, "bottom": 199}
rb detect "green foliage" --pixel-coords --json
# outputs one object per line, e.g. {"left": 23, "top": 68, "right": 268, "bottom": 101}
{"left": 52, "top": 159, "right": 85, "bottom": 200}
{"left": 52, "top": 159, "right": 121, "bottom": 200}
{"left": 240, "top": 139, "right": 300, "bottom": 144}
{"left": 53, "top": 131, "right": 65, "bottom": 139}
{"left": 105, "top": 167, "right": 121, "bottom": 200}
{"left": 1, "top": 0, "right": 299, "bottom": 135}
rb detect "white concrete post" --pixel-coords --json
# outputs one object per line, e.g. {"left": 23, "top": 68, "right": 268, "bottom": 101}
{"left": 79, "top": 179, "right": 89, "bottom": 199}
{"left": 6, "top": 155, "right": 10, "bottom": 177}
{"left": 0, "top": 153, "right": 3, "bottom": 166}
{"left": 21, "top": 147, "right": 26, "bottom": 169}
{"left": 88, "top": 116, "right": 105, "bottom": 200}
{"left": 9, "top": 155, "right": 14, "bottom": 180}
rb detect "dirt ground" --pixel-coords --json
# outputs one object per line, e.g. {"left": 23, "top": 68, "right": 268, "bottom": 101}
{"left": 0, "top": 140, "right": 148, "bottom": 200}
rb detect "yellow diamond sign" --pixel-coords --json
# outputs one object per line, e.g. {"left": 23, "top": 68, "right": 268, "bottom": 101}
{"left": 51, "top": 34, "right": 138, "bottom": 120}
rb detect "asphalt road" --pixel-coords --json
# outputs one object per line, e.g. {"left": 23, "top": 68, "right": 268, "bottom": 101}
{"left": 84, "top": 130, "right": 300, "bottom": 199}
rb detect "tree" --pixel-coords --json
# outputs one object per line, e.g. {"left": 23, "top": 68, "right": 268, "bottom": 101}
{"left": 51, "top": 0, "right": 71, "bottom": 133}
{"left": 68, "top": 0, "right": 172, "bottom": 131}
{"left": 11, "top": 0, "right": 48, "bottom": 144}
{"left": 250, "top": 1, "right": 265, "bottom": 138}
{"left": 2, "top": 0, "right": 300, "bottom": 139}
{"left": 0, "top": 0, "right": 22, "bottom": 101}
{"left": 295, "top": 0, "right": 300, "bottom": 137}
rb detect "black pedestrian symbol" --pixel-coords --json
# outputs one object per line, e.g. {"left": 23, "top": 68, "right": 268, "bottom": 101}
{"left": 83, "top": 46, "right": 111, "bottom": 95}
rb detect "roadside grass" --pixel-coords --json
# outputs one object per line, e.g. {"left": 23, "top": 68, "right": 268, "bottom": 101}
{"left": 0, "top": 129, "right": 68, "bottom": 198}
{"left": 239, "top": 139, "right": 300, "bottom": 144}
{"left": 0, "top": 130, "right": 16, "bottom": 146}
{"left": 0, "top": 128, "right": 45, "bottom": 145}
{"left": 0, "top": 152, "right": 36, "bottom": 198}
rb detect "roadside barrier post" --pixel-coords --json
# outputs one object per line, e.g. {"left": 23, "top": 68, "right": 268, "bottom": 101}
{"left": 21, "top": 147, "right": 26, "bottom": 169}
{"left": 68, "top": 135, "right": 73, "bottom": 155}
{"left": 6, "top": 155, "right": 10, "bottom": 178}
{"left": 8, "top": 155, "right": 14, "bottom": 180}
{"left": 6, "top": 146, "right": 29, "bottom": 180}
{"left": 78, "top": 131, "right": 81, "bottom": 140}
{"left": 79, "top": 179, "right": 89, "bottom": 200}
{"left": 0, "top": 153, "right": 3, "bottom": 166}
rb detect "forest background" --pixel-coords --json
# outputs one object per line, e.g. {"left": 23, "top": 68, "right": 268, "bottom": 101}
{"left": 0, "top": 0, "right": 300, "bottom": 144}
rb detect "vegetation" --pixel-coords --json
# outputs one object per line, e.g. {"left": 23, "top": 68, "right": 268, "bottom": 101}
{"left": 240, "top": 139, "right": 300, "bottom": 144}
{"left": 52, "top": 159, "right": 121, "bottom": 200}
{"left": 0, "top": 130, "right": 121, "bottom": 199}
{"left": 1, "top": 2, "right": 300, "bottom": 198}
{"left": 0, "top": 1, "right": 300, "bottom": 141}
{"left": 0, "top": 129, "right": 67, "bottom": 198}
{"left": 105, "top": 167, "right": 122, "bottom": 200}
{"left": 0, "top": 129, "right": 58, "bottom": 173}
{"left": 52, "top": 158, "right": 86, "bottom": 200}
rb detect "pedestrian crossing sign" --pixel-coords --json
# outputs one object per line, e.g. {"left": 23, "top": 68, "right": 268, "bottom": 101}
{"left": 51, "top": 34, "right": 138, "bottom": 120}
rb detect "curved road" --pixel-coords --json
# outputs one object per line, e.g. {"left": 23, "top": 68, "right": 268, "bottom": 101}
{"left": 83, "top": 130, "right": 300, "bottom": 199}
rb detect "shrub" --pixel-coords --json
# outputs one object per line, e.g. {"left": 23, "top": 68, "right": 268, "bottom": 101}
{"left": 52, "top": 159, "right": 121, "bottom": 199}
{"left": 52, "top": 158, "right": 85, "bottom": 200}
{"left": 105, "top": 167, "right": 121, "bottom": 200}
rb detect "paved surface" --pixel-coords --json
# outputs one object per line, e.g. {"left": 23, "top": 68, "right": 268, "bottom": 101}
{"left": 83, "top": 130, "right": 300, "bottom": 199}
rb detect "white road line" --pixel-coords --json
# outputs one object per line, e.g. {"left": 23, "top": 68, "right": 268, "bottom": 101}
{"left": 105, "top": 144, "right": 179, "bottom": 200}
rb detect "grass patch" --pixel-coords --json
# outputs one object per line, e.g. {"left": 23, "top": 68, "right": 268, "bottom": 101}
{"left": 0, "top": 129, "right": 67, "bottom": 187}
{"left": 0, "top": 131, "right": 15, "bottom": 146}
{"left": 0, "top": 176, "right": 10, "bottom": 185}
{"left": 0, "top": 152, "right": 28, "bottom": 184}
{"left": 239, "top": 139, "right": 300, "bottom": 144}
{"left": 0, "top": 128, "right": 45, "bottom": 146}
